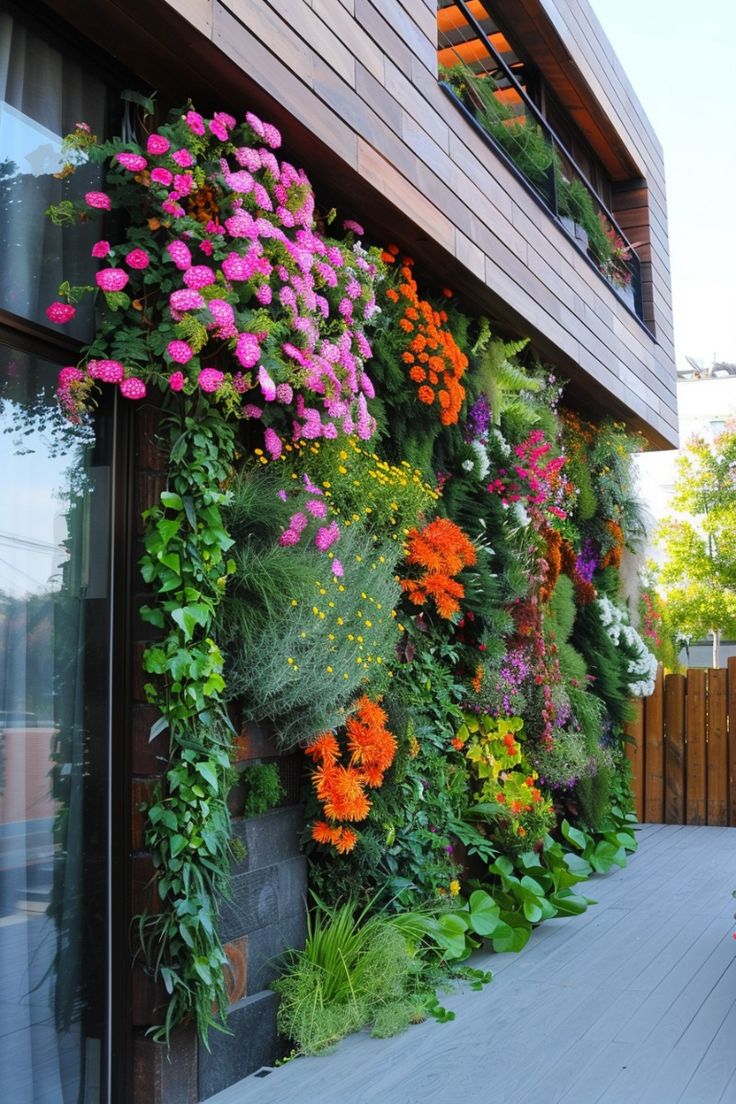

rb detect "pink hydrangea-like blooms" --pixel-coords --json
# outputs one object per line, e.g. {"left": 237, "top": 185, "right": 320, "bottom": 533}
{"left": 264, "top": 427, "right": 283, "bottom": 459}
{"left": 166, "top": 240, "right": 192, "bottom": 270}
{"left": 45, "top": 301, "right": 76, "bottom": 324}
{"left": 115, "top": 152, "right": 147, "bottom": 172}
{"left": 209, "top": 117, "right": 230, "bottom": 142}
{"left": 168, "top": 371, "right": 185, "bottom": 392}
{"left": 275, "top": 382, "right": 293, "bottom": 404}
{"left": 245, "top": 111, "right": 265, "bottom": 138}
{"left": 290, "top": 512, "right": 309, "bottom": 535}
{"left": 184, "top": 110, "right": 205, "bottom": 135}
{"left": 119, "top": 377, "right": 146, "bottom": 399}
{"left": 252, "top": 183, "right": 272, "bottom": 211}
{"left": 206, "top": 299, "right": 237, "bottom": 339}
{"left": 234, "top": 147, "right": 261, "bottom": 171}
{"left": 125, "top": 248, "right": 150, "bottom": 269}
{"left": 96, "top": 268, "right": 129, "bottom": 292}
{"left": 173, "top": 173, "right": 193, "bottom": 196}
{"left": 243, "top": 404, "right": 263, "bottom": 419}
{"left": 170, "top": 289, "right": 205, "bottom": 315}
{"left": 221, "top": 252, "right": 250, "bottom": 281}
{"left": 88, "top": 359, "right": 124, "bottom": 383}
{"left": 199, "top": 240, "right": 214, "bottom": 257}
{"left": 278, "top": 528, "right": 301, "bottom": 547}
{"left": 256, "top": 284, "right": 272, "bottom": 305}
{"left": 162, "top": 198, "right": 185, "bottom": 218}
{"left": 235, "top": 333, "right": 261, "bottom": 371}
{"left": 306, "top": 498, "right": 327, "bottom": 518}
{"left": 257, "top": 363, "right": 276, "bottom": 400}
{"left": 224, "top": 212, "right": 256, "bottom": 238}
{"left": 91, "top": 240, "right": 111, "bottom": 258}
{"left": 262, "top": 122, "right": 282, "bottom": 149}
{"left": 198, "top": 367, "right": 224, "bottom": 393}
{"left": 315, "top": 522, "right": 340, "bottom": 552}
{"left": 356, "top": 392, "right": 374, "bottom": 440}
{"left": 171, "top": 148, "right": 194, "bottom": 168}
{"left": 85, "top": 191, "right": 111, "bottom": 210}
{"left": 219, "top": 159, "right": 254, "bottom": 194}
{"left": 342, "top": 219, "right": 364, "bottom": 236}
{"left": 167, "top": 340, "right": 194, "bottom": 365}
{"left": 183, "top": 265, "right": 216, "bottom": 289}
{"left": 151, "top": 167, "right": 173, "bottom": 186}
{"left": 360, "top": 372, "right": 375, "bottom": 399}
{"left": 58, "top": 365, "right": 84, "bottom": 386}
{"left": 146, "top": 134, "right": 170, "bottom": 155}
{"left": 303, "top": 474, "right": 323, "bottom": 497}
{"left": 331, "top": 558, "right": 344, "bottom": 577}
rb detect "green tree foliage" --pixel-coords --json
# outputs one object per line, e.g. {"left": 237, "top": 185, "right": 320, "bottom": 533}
{"left": 655, "top": 429, "right": 736, "bottom": 648}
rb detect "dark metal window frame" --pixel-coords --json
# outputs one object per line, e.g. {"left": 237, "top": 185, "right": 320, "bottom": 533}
{"left": 439, "top": 0, "right": 652, "bottom": 335}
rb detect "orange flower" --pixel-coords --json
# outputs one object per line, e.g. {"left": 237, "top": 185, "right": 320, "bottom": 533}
{"left": 401, "top": 351, "right": 414, "bottom": 364}
{"left": 346, "top": 695, "right": 397, "bottom": 777}
{"left": 305, "top": 731, "right": 340, "bottom": 765}
{"left": 417, "top": 385, "right": 435, "bottom": 404}
{"left": 442, "top": 287, "right": 453, "bottom": 298}
{"left": 451, "top": 736, "right": 465, "bottom": 750}
{"left": 385, "top": 287, "right": 399, "bottom": 301}
{"left": 399, "top": 318, "right": 414, "bottom": 332}
{"left": 312, "top": 820, "right": 341, "bottom": 845}
{"left": 400, "top": 518, "right": 476, "bottom": 619}
{"left": 333, "top": 826, "right": 358, "bottom": 854}
{"left": 409, "top": 366, "right": 426, "bottom": 383}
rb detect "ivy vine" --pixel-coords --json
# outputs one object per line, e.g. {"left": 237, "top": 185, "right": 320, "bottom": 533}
{"left": 138, "top": 395, "right": 237, "bottom": 1041}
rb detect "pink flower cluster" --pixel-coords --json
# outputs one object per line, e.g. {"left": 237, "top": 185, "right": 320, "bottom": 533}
{"left": 487, "top": 431, "right": 567, "bottom": 523}
{"left": 51, "top": 105, "right": 380, "bottom": 449}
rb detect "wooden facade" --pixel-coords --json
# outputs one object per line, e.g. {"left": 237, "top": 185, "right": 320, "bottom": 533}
{"left": 47, "top": 0, "right": 678, "bottom": 446}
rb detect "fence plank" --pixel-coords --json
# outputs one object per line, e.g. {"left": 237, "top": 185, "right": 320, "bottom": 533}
{"left": 728, "top": 657, "right": 736, "bottom": 826}
{"left": 685, "top": 669, "right": 707, "bottom": 824}
{"left": 624, "top": 698, "right": 644, "bottom": 821}
{"left": 644, "top": 664, "right": 665, "bottom": 822}
{"left": 707, "top": 668, "right": 728, "bottom": 825}
{"left": 664, "top": 673, "right": 686, "bottom": 824}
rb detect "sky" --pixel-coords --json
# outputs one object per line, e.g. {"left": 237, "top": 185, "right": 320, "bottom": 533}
{"left": 590, "top": 0, "right": 736, "bottom": 371}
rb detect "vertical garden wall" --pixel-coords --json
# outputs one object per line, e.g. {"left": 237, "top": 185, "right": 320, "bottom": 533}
{"left": 45, "top": 103, "right": 655, "bottom": 1070}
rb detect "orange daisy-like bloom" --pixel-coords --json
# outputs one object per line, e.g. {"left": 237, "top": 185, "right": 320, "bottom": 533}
{"left": 321, "top": 765, "right": 371, "bottom": 822}
{"left": 409, "top": 366, "right": 426, "bottom": 383}
{"left": 346, "top": 695, "right": 397, "bottom": 778}
{"left": 417, "top": 385, "right": 435, "bottom": 405}
{"left": 400, "top": 518, "right": 476, "bottom": 619}
{"left": 333, "top": 826, "right": 358, "bottom": 854}
{"left": 311, "top": 820, "right": 341, "bottom": 845}
{"left": 305, "top": 731, "right": 340, "bottom": 766}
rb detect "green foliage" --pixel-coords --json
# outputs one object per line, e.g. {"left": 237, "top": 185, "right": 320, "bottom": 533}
{"left": 218, "top": 464, "right": 402, "bottom": 748}
{"left": 272, "top": 899, "right": 438, "bottom": 1054}
{"left": 471, "top": 330, "right": 535, "bottom": 427}
{"left": 137, "top": 398, "right": 238, "bottom": 1044}
{"left": 655, "top": 429, "right": 736, "bottom": 644}
{"left": 561, "top": 802, "right": 638, "bottom": 872}
{"left": 239, "top": 762, "right": 284, "bottom": 819}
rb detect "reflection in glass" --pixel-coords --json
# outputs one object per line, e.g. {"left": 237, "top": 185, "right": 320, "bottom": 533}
{"left": 0, "top": 11, "right": 109, "bottom": 339}
{"left": 0, "top": 345, "right": 110, "bottom": 1103}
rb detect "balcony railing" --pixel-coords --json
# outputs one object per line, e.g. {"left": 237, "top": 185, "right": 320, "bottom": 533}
{"left": 437, "top": 0, "right": 645, "bottom": 324}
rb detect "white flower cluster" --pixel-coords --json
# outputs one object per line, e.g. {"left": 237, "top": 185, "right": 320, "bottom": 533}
{"left": 461, "top": 438, "right": 491, "bottom": 480}
{"left": 597, "top": 595, "right": 658, "bottom": 697}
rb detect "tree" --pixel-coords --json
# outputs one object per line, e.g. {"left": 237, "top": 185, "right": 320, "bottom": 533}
{"left": 655, "top": 427, "right": 736, "bottom": 667}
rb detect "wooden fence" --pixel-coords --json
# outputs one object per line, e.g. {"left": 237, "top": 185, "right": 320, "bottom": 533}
{"left": 624, "top": 658, "right": 736, "bottom": 826}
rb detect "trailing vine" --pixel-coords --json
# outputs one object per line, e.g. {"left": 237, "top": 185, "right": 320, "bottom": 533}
{"left": 138, "top": 397, "right": 237, "bottom": 1041}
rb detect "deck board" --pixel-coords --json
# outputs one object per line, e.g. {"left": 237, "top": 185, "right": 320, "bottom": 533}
{"left": 204, "top": 825, "right": 736, "bottom": 1104}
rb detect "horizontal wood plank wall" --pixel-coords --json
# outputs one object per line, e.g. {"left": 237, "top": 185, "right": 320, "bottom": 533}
{"left": 46, "top": 0, "right": 677, "bottom": 445}
{"left": 633, "top": 667, "right": 736, "bottom": 826}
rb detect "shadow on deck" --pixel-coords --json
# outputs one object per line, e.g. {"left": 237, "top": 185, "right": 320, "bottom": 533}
{"left": 204, "top": 824, "right": 736, "bottom": 1104}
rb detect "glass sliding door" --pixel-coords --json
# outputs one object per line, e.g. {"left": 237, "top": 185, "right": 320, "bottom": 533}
{"left": 0, "top": 345, "right": 113, "bottom": 1103}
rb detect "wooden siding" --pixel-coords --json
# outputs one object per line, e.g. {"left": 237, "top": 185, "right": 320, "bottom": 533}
{"left": 45, "top": 0, "right": 677, "bottom": 446}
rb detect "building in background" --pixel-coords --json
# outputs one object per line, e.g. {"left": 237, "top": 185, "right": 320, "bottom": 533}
{"left": 1, "top": 2, "right": 677, "bottom": 1101}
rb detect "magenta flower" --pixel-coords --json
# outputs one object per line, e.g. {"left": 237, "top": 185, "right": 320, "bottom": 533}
{"left": 168, "top": 371, "right": 185, "bottom": 392}
{"left": 45, "top": 301, "right": 76, "bottom": 324}
{"left": 162, "top": 198, "right": 185, "bottom": 218}
{"left": 85, "top": 191, "right": 111, "bottom": 210}
{"left": 146, "top": 134, "right": 170, "bottom": 155}
{"left": 91, "top": 240, "right": 111, "bottom": 258}
{"left": 236, "top": 333, "right": 261, "bottom": 371}
{"left": 209, "top": 118, "right": 229, "bottom": 142}
{"left": 58, "top": 366, "right": 83, "bottom": 386}
{"left": 119, "top": 377, "right": 146, "bottom": 399}
{"left": 184, "top": 110, "right": 205, "bottom": 135}
{"left": 343, "top": 219, "right": 364, "bottom": 236}
{"left": 198, "top": 367, "right": 224, "bottom": 393}
{"left": 275, "top": 382, "right": 293, "bottom": 404}
{"left": 302, "top": 474, "right": 323, "bottom": 497}
{"left": 331, "top": 558, "right": 344, "bottom": 577}
{"left": 290, "top": 512, "right": 309, "bottom": 535}
{"left": 262, "top": 122, "right": 282, "bottom": 149}
{"left": 183, "top": 265, "right": 216, "bottom": 289}
{"left": 173, "top": 173, "right": 193, "bottom": 196}
{"left": 125, "top": 248, "right": 150, "bottom": 270}
{"left": 279, "top": 528, "right": 301, "bottom": 547}
{"left": 306, "top": 498, "right": 327, "bottom": 518}
{"left": 96, "top": 268, "right": 129, "bottom": 292}
{"left": 206, "top": 299, "right": 237, "bottom": 339}
{"left": 221, "top": 252, "right": 250, "bottom": 281}
{"left": 257, "top": 363, "right": 276, "bottom": 399}
{"left": 151, "top": 167, "right": 173, "bottom": 186}
{"left": 115, "top": 151, "right": 147, "bottom": 172}
{"left": 256, "top": 284, "right": 273, "bottom": 305}
{"left": 167, "top": 340, "right": 194, "bottom": 365}
{"left": 170, "top": 288, "right": 205, "bottom": 314}
{"left": 88, "top": 359, "right": 124, "bottom": 383}
{"left": 264, "top": 427, "right": 283, "bottom": 459}
{"left": 166, "top": 240, "right": 192, "bottom": 271}
{"left": 243, "top": 404, "right": 263, "bottom": 419}
{"left": 245, "top": 111, "right": 265, "bottom": 138}
{"left": 315, "top": 522, "right": 340, "bottom": 552}
{"left": 171, "top": 148, "right": 194, "bottom": 168}
{"left": 360, "top": 373, "right": 375, "bottom": 399}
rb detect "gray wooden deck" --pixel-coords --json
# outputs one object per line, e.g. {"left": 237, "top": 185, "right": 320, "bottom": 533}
{"left": 205, "top": 824, "right": 736, "bottom": 1104}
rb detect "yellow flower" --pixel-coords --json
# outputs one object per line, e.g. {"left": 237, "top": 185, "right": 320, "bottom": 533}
{"left": 449, "top": 880, "right": 461, "bottom": 896}
{"left": 326, "top": 666, "right": 333, "bottom": 673}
